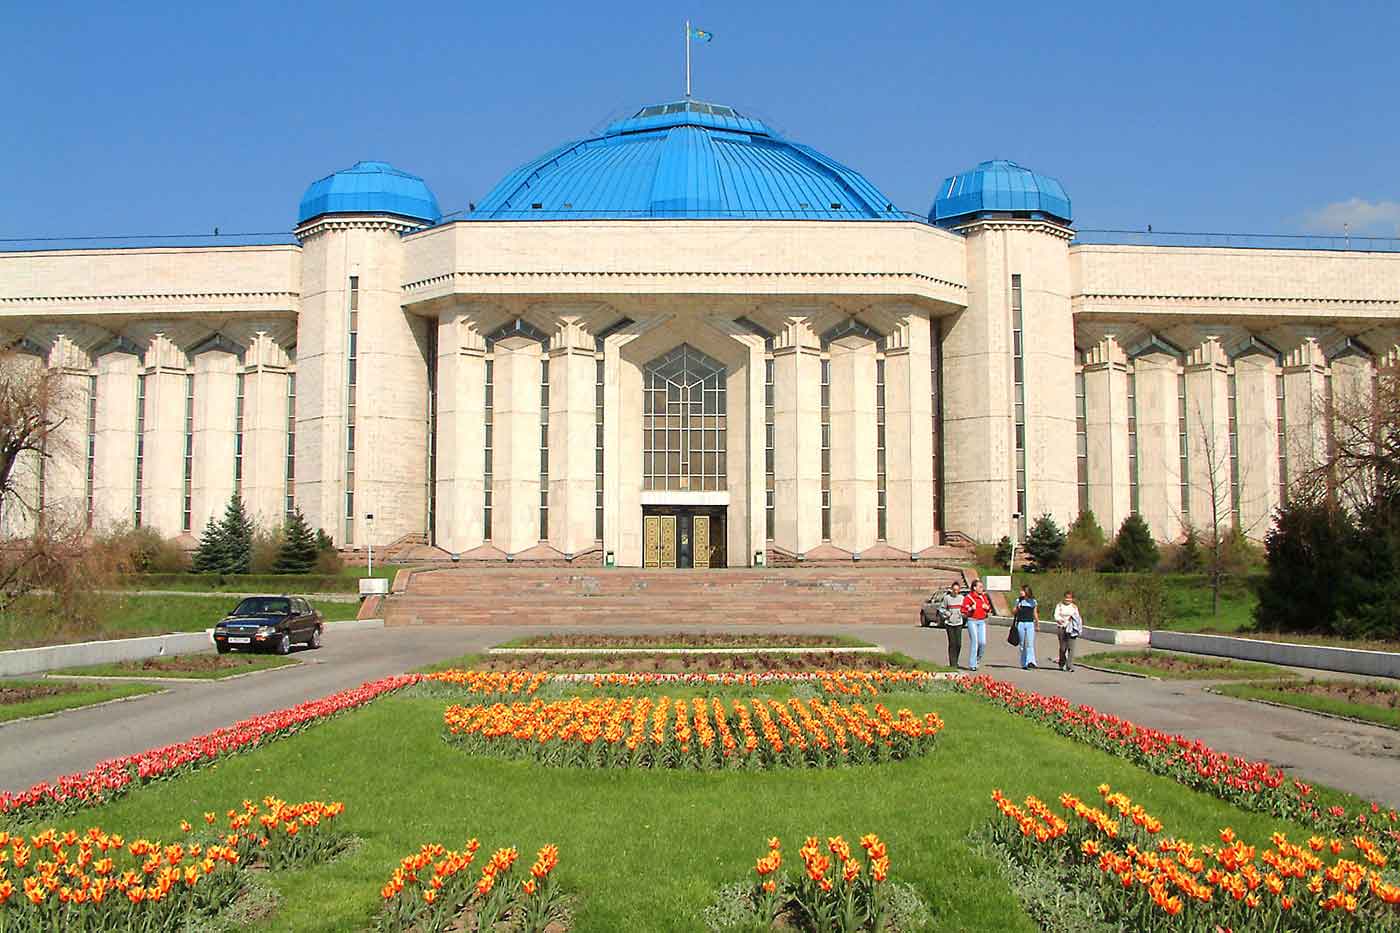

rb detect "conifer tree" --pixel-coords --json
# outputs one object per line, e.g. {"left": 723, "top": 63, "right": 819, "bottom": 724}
{"left": 1024, "top": 512, "right": 1067, "bottom": 569}
{"left": 274, "top": 507, "right": 318, "bottom": 574}
{"left": 190, "top": 515, "right": 226, "bottom": 574}
{"left": 1107, "top": 513, "right": 1160, "bottom": 573}
{"left": 219, "top": 495, "right": 255, "bottom": 575}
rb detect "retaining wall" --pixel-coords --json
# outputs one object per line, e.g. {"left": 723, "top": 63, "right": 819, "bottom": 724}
{"left": 1151, "top": 631, "right": 1400, "bottom": 679}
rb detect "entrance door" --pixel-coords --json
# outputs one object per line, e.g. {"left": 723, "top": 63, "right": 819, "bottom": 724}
{"left": 642, "top": 507, "right": 725, "bottom": 568}
{"left": 659, "top": 515, "right": 678, "bottom": 568}
{"left": 693, "top": 515, "right": 711, "bottom": 569}
{"left": 644, "top": 516, "right": 661, "bottom": 568}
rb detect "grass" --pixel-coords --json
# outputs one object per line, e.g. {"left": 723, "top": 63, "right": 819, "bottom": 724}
{"left": 118, "top": 564, "right": 405, "bottom": 594}
{"left": 0, "top": 593, "right": 362, "bottom": 651}
{"left": 1214, "top": 679, "right": 1400, "bottom": 729}
{"left": 0, "top": 678, "right": 162, "bottom": 723}
{"left": 48, "top": 652, "right": 301, "bottom": 680}
{"left": 37, "top": 687, "right": 1328, "bottom": 933}
{"left": 496, "top": 632, "right": 877, "bottom": 650}
{"left": 1082, "top": 649, "right": 1293, "bottom": 680}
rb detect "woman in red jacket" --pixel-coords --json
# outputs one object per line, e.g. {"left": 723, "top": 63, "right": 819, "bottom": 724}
{"left": 960, "top": 580, "right": 992, "bottom": 672}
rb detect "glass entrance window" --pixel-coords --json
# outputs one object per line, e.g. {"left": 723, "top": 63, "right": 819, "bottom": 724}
{"left": 643, "top": 345, "right": 726, "bottom": 491}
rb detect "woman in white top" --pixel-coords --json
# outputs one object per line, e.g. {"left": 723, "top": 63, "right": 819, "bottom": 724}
{"left": 1053, "top": 591, "right": 1084, "bottom": 672}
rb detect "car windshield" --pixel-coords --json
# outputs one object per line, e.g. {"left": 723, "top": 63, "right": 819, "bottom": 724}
{"left": 231, "top": 597, "right": 291, "bottom": 616}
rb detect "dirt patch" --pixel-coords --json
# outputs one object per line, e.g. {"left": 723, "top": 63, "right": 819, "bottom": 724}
{"left": 1101, "top": 652, "right": 1250, "bottom": 675}
{"left": 508, "top": 633, "right": 862, "bottom": 650}
{"left": 473, "top": 651, "right": 919, "bottom": 674}
{"left": 115, "top": 654, "right": 282, "bottom": 674}
{"left": 0, "top": 682, "right": 81, "bottom": 705}
{"left": 1270, "top": 680, "right": 1400, "bottom": 711}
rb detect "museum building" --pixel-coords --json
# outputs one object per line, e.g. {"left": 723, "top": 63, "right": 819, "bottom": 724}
{"left": 1, "top": 99, "right": 1397, "bottom": 568}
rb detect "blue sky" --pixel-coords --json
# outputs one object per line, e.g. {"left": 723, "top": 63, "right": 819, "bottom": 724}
{"left": 4, "top": 0, "right": 1398, "bottom": 241}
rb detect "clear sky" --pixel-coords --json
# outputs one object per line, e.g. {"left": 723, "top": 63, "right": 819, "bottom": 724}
{"left": 4, "top": 0, "right": 1398, "bottom": 241}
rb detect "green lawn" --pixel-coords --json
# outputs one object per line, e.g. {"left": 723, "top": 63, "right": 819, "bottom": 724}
{"left": 1082, "top": 649, "right": 1292, "bottom": 680}
{"left": 45, "top": 687, "right": 1325, "bottom": 933}
{"left": 48, "top": 652, "right": 301, "bottom": 680}
{"left": 987, "top": 569, "right": 1261, "bottom": 634}
{"left": 0, "top": 679, "right": 162, "bottom": 723}
{"left": 1215, "top": 679, "right": 1400, "bottom": 729}
{"left": 118, "top": 564, "right": 404, "bottom": 594}
{"left": 0, "top": 593, "right": 361, "bottom": 651}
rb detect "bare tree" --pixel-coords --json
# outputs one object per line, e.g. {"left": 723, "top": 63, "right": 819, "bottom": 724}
{"left": 1192, "top": 403, "right": 1235, "bottom": 616}
{"left": 1296, "top": 364, "right": 1400, "bottom": 522}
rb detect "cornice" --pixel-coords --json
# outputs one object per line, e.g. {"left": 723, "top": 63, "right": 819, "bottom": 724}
{"left": 951, "top": 218, "right": 1076, "bottom": 241}
{"left": 0, "top": 291, "right": 300, "bottom": 307}
{"left": 295, "top": 216, "right": 427, "bottom": 240}
{"left": 1076, "top": 292, "right": 1400, "bottom": 308}
{"left": 402, "top": 269, "right": 968, "bottom": 294}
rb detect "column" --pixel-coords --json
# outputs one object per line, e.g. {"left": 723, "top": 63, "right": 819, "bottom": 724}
{"left": 1232, "top": 345, "right": 1281, "bottom": 537}
{"left": 771, "top": 316, "right": 822, "bottom": 554}
{"left": 1082, "top": 337, "right": 1130, "bottom": 533}
{"left": 1282, "top": 338, "right": 1328, "bottom": 492}
{"left": 241, "top": 332, "right": 293, "bottom": 530}
{"left": 0, "top": 350, "right": 45, "bottom": 537}
{"left": 882, "top": 313, "right": 934, "bottom": 554}
{"left": 1185, "top": 337, "right": 1231, "bottom": 534}
{"left": 602, "top": 330, "right": 644, "bottom": 566}
{"left": 732, "top": 333, "right": 767, "bottom": 567}
{"left": 433, "top": 309, "right": 486, "bottom": 554}
{"left": 92, "top": 344, "right": 140, "bottom": 529}
{"left": 1132, "top": 350, "right": 1183, "bottom": 541}
{"left": 190, "top": 342, "right": 239, "bottom": 534}
{"left": 548, "top": 316, "right": 598, "bottom": 556}
{"left": 45, "top": 337, "right": 92, "bottom": 526}
{"left": 1330, "top": 347, "right": 1375, "bottom": 512}
{"left": 491, "top": 336, "right": 543, "bottom": 555}
{"left": 827, "top": 335, "right": 878, "bottom": 553}
{"left": 138, "top": 334, "right": 189, "bottom": 536}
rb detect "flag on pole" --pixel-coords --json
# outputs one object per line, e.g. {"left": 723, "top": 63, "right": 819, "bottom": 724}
{"left": 690, "top": 27, "right": 714, "bottom": 42}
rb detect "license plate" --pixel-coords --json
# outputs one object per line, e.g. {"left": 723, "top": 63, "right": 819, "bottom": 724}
{"left": 228, "top": 637, "right": 251, "bottom": 644}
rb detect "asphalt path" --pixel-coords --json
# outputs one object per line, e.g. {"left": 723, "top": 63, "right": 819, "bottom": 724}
{"left": 2, "top": 622, "right": 1397, "bottom": 808}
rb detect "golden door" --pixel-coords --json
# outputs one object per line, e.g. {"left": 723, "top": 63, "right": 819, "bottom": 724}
{"left": 693, "top": 515, "right": 711, "bottom": 569}
{"left": 643, "top": 516, "right": 661, "bottom": 568}
{"left": 659, "top": 516, "right": 678, "bottom": 568}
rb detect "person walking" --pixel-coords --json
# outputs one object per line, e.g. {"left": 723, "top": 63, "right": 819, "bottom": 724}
{"left": 1013, "top": 584, "right": 1039, "bottom": 670}
{"left": 1053, "top": 590, "right": 1083, "bottom": 672}
{"left": 940, "top": 582, "right": 965, "bottom": 668}
{"left": 960, "top": 579, "right": 992, "bottom": 672}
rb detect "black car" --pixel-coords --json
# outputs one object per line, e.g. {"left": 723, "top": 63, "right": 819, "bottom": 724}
{"left": 213, "top": 596, "right": 324, "bottom": 655}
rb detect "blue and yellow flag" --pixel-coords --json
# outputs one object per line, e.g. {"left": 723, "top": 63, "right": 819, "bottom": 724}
{"left": 690, "top": 27, "right": 714, "bottom": 42}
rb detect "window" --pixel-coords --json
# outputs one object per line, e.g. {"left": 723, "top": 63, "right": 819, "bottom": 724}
{"left": 1011, "top": 275, "right": 1027, "bottom": 537}
{"left": 285, "top": 373, "right": 296, "bottom": 520}
{"left": 876, "top": 358, "right": 887, "bottom": 541}
{"left": 1178, "top": 372, "right": 1189, "bottom": 522}
{"left": 85, "top": 375, "right": 97, "bottom": 528}
{"left": 642, "top": 345, "right": 727, "bottom": 491}
{"left": 1075, "top": 366, "right": 1089, "bottom": 514}
{"left": 1228, "top": 371, "right": 1240, "bottom": 527}
{"left": 183, "top": 374, "right": 194, "bottom": 532}
{"left": 539, "top": 357, "right": 550, "bottom": 541}
{"left": 820, "top": 358, "right": 831, "bottom": 540}
{"left": 1276, "top": 374, "right": 1287, "bottom": 505}
{"left": 930, "top": 318, "right": 943, "bottom": 532}
{"left": 1127, "top": 371, "right": 1139, "bottom": 515}
{"left": 344, "top": 276, "right": 358, "bottom": 544}
{"left": 764, "top": 357, "right": 775, "bottom": 540}
{"left": 234, "top": 372, "right": 246, "bottom": 497}
{"left": 133, "top": 374, "right": 146, "bottom": 527}
{"left": 595, "top": 356, "right": 605, "bottom": 541}
{"left": 483, "top": 358, "right": 493, "bottom": 540}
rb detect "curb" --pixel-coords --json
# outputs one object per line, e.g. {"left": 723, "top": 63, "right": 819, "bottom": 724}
{"left": 488, "top": 645, "right": 885, "bottom": 655}
{"left": 0, "top": 687, "right": 173, "bottom": 730}
{"left": 43, "top": 659, "right": 305, "bottom": 685}
{"left": 1203, "top": 687, "right": 1400, "bottom": 732}
{"left": 1074, "top": 662, "right": 1161, "bottom": 681}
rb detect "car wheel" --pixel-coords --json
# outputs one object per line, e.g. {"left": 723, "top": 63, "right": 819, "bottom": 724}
{"left": 308, "top": 627, "right": 322, "bottom": 649}
{"left": 216, "top": 642, "right": 230, "bottom": 655}
{"left": 276, "top": 633, "right": 291, "bottom": 656}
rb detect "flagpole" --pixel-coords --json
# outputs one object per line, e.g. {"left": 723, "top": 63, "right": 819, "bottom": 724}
{"left": 685, "top": 19, "right": 691, "bottom": 97}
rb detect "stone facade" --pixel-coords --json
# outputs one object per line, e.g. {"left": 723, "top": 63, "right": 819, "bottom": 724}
{"left": 1, "top": 223, "right": 1397, "bottom": 561}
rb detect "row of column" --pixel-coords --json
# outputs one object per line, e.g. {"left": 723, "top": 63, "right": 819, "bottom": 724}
{"left": 1081, "top": 334, "right": 1384, "bottom": 542}
{"left": 5, "top": 333, "right": 293, "bottom": 539}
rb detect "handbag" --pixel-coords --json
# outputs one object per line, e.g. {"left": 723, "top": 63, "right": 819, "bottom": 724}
{"left": 1007, "top": 623, "right": 1021, "bottom": 647}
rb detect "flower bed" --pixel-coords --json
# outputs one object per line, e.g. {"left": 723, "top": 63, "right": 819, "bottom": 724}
{"left": 377, "top": 840, "right": 566, "bottom": 933}
{"left": 702, "top": 834, "right": 929, "bottom": 932}
{"left": 984, "top": 784, "right": 1400, "bottom": 931}
{"left": 952, "top": 674, "right": 1400, "bottom": 858}
{"left": 0, "top": 796, "right": 345, "bottom": 931}
{"left": 577, "top": 669, "right": 940, "bottom": 695}
{"left": 443, "top": 695, "right": 944, "bottom": 769}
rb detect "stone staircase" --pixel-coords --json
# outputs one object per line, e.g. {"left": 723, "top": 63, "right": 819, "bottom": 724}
{"left": 383, "top": 566, "right": 969, "bottom": 627}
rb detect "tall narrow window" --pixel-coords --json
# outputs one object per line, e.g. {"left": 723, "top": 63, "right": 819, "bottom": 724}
{"left": 285, "top": 373, "right": 296, "bottom": 519}
{"left": 1275, "top": 374, "right": 1287, "bottom": 505}
{"left": 1075, "top": 366, "right": 1089, "bottom": 514}
{"left": 539, "top": 357, "right": 550, "bottom": 541}
{"left": 930, "top": 318, "right": 943, "bottom": 533}
{"left": 483, "top": 359, "right": 494, "bottom": 540}
{"left": 594, "top": 355, "right": 604, "bottom": 541}
{"left": 133, "top": 374, "right": 147, "bottom": 527}
{"left": 876, "top": 357, "right": 887, "bottom": 541}
{"left": 85, "top": 376, "right": 97, "bottom": 528}
{"left": 642, "top": 345, "right": 727, "bottom": 491}
{"left": 182, "top": 374, "right": 194, "bottom": 532}
{"left": 426, "top": 326, "right": 438, "bottom": 543}
{"left": 1011, "top": 274, "right": 1027, "bottom": 537}
{"left": 764, "top": 358, "right": 775, "bottom": 540}
{"left": 1127, "top": 370, "right": 1139, "bottom": 515}
{"left": 344, "top": 276, "right": 359, "bottom": 545}
{"left": 234, "top": 372, "right": 246, "bottom": 497}
{"left": 1227, "top": 371, "right": 1240, "bottom": 527}
{"left": 1177, "top": 371, "right": 1190, "bottom": 523}
{"left": 820, "top": 358, "right": 831, "bottom": 540}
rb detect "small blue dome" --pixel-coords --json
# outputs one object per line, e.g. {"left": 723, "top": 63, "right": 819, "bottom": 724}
{"left": 931, "top": 160, "right": 1071, "bottom": 228}
{"left": 297, "top": 161, "right": 442, "bottom": 225}
{"left": 471, "top": 99, "right": 902, "bottom": 221}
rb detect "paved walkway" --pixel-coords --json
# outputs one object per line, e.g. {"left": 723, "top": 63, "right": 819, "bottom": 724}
{"left": 2, "top": 622, "right": 1397, "bottom": 808}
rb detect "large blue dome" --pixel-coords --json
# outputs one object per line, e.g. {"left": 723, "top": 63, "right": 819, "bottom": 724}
{"left": 471, "top": 100, "right": 903, "bottom": 221}
{"left": 931, "top": 160, "right": 1071, "bottom": 228}
{"left": 297, "top": 161, "right": 442, "bottom": 226}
